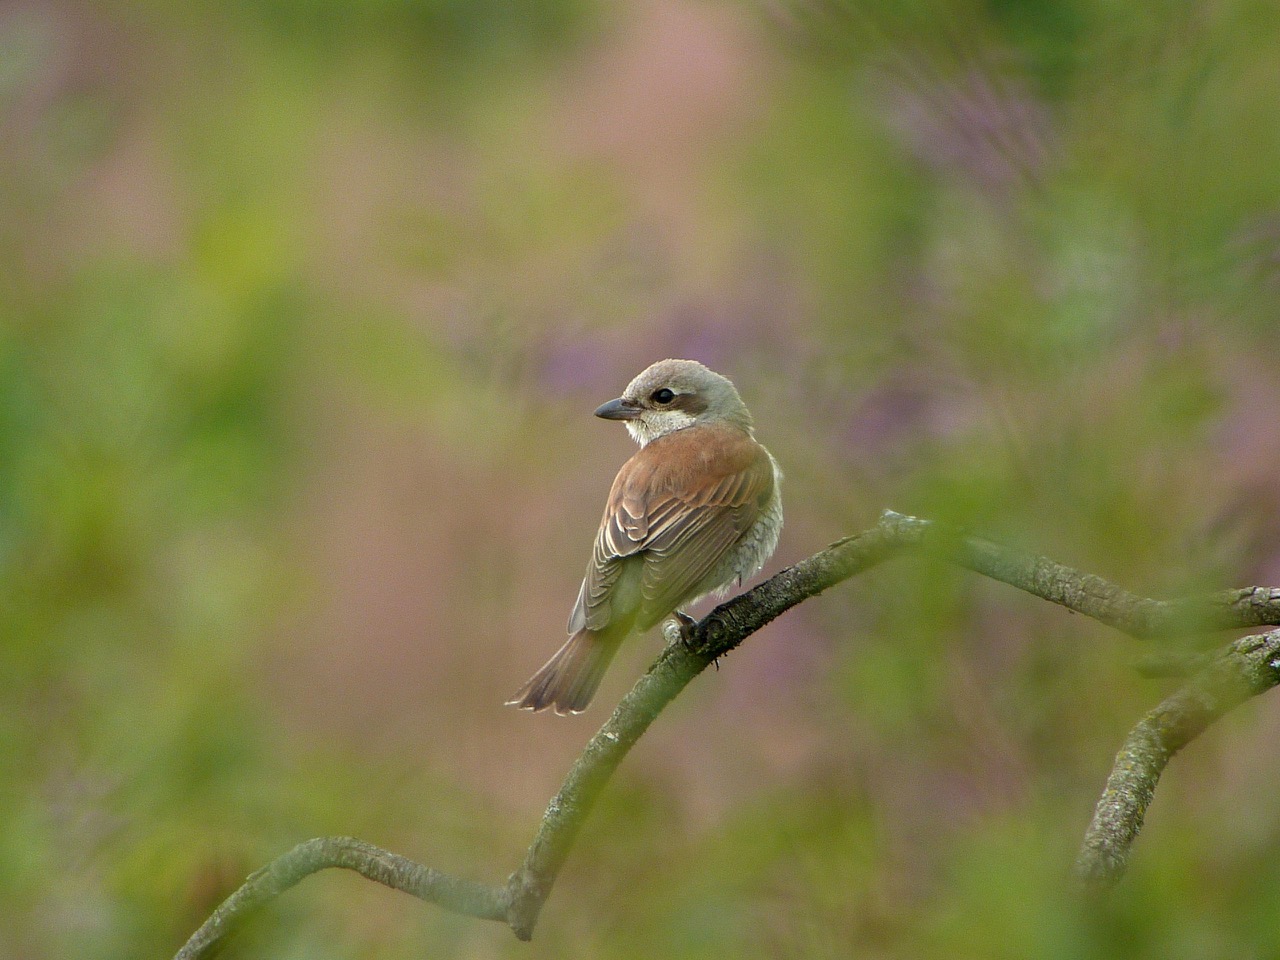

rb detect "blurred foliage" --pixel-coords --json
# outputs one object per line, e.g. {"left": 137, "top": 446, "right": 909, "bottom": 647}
{"left": 4, "top": 0, "right": 1280, "bottom": 957}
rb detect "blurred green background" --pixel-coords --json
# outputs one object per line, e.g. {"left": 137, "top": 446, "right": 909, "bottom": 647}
{"left": 5, "top": 0, "right": 1280, "bottom": 956}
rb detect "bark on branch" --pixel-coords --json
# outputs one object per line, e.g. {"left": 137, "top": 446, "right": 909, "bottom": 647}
{"left": 174, "top": 511, "right": 1280, "bottom": 958}
{"left": 1074, "top": 628, "right": 1280, "bottom": 889}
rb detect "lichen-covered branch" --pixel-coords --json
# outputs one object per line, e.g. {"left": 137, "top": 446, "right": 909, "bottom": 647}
{"left": 921, "top": 527, "right": 1280, "bottom": 638}
{"left": 173, "top": 510, "right": 1280, "bottom": 957}
{"left": 174, "top": 837, "right": 508, "bottom": 959}
{"left": 1074, "top": 628, "right": 1280, "bottom": 889}
{"left": 175, "top": 511, "right": 915, "bottom": 957}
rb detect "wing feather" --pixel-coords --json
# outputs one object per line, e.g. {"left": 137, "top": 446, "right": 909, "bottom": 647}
{"left": 636, "top": 510, "right": 744, "bottom": 628}
{"left": 567, "top": 423, "right": 775, "bottom": 637}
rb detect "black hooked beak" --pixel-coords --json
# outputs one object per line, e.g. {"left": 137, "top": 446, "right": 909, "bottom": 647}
{"left": 594, "top": 397, "right": 642, "bottom": 421}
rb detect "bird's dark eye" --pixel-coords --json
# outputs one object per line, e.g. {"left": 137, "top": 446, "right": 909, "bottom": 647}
{"left": 651, "top": 388, "right": 675, "bottom": 405}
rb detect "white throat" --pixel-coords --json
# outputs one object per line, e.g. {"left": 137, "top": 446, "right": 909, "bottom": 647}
{"left": 626, "top": 409, "right": 699, "bottom": 447}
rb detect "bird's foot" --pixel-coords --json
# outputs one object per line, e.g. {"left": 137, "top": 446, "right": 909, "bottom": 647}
{"left": 663, "top": 610, "right": 699, "bottom": 648}
{"left": 666, "top": 611, "right": 722, "bottom": 667}
{"left": 674, "top": 610, "right": 698, "bottom": 646}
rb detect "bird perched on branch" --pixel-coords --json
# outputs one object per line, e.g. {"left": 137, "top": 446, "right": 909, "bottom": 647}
{"left": 508, "top": 359, "right": 783, "bottom": 715}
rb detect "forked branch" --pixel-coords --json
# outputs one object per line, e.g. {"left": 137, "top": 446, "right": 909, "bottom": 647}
{"left": 174, "top": 511, "right": 1280, "bottom": 958}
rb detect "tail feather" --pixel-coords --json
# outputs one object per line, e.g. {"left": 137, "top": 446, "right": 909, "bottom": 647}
{"left": 507, "top": 629, "right": 622, "bottom": 715}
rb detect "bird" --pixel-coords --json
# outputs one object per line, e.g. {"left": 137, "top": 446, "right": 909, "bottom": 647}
{"left": 507, "top": 359, "right": 783, "bottom": 715}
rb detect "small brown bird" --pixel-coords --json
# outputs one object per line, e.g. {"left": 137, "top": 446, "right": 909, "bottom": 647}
{"left": 508, "top": 359, "right": 783, "bottom": 715}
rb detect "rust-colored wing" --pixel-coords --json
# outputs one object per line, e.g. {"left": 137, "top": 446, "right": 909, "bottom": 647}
{"left": 568, "top": 423, "right": 775, "bottom": 635}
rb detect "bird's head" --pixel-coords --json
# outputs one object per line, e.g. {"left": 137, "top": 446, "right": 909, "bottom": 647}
{"left": 594, "top": 359, "right": 753, "bottom": 447}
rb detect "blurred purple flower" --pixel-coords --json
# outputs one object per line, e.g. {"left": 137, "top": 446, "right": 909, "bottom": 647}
{"left": 878, "top": 60, "right": 1055, "bottom": 198}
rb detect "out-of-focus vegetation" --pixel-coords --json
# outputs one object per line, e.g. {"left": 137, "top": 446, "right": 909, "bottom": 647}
{"left": 5, "top": 0, "right": 1280, "bottom": 956}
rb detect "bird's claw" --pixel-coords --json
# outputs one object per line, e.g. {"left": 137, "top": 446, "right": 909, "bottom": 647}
{"left": 663, "top": 610, "right": 699, "bottom": 648}
{"left": 664, "top": 611, "right": 722, "bottom": 668}
{"left": 674, "top": 610, "right": 698, "bottom": 646}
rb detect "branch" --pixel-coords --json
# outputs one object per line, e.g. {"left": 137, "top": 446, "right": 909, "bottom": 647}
{"left": 174, "top": 511, "right": 1280, "bottom": 957}
{"left": 918, "top": 527, "right": 1280, "bottom": 639}
{"left": 1074, "top": 628, "right": 1280, "bottom": 890}
{"left": 174, "top": 837, "right": 507, "bottom": 959}
{"left": 175, "top": 510, "right": 915, "bottom": 957}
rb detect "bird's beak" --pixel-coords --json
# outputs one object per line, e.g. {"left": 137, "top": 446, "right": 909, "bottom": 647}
{"left": 594, "top": 397, "right": 642, "bottom": 421}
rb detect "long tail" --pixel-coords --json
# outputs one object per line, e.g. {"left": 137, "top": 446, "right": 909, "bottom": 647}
{"left": 506, "top": 629, "right": 624, "bottom": 715}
